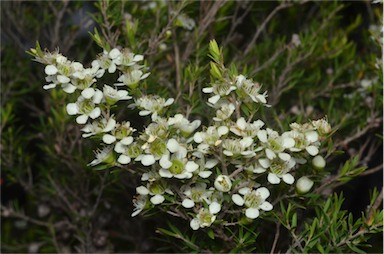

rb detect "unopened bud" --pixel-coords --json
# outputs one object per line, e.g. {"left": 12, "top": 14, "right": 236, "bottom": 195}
{"left": 312, "top": 155, "right": 326, "bottom": 169}
{"left": 296, "top": 176, "right": 314, "bottom": 194}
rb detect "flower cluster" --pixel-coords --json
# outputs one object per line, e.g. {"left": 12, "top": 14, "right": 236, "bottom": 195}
{"left": 31, "top": 40, "right": 331, "bottom": 231}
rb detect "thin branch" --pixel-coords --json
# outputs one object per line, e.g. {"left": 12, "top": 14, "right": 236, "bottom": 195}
{"left": 270, "top": 222, "right": 281, "bottom": 254}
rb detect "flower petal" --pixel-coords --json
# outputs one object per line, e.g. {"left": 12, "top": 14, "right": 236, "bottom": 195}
{"left": 136, "top": 186, "right": 149, "bottom": 195}
{"left": 141, "top": 154, "right": 155, "bottom": 166}
{"left": 118, "top": 154, "right": 131, "bottom": 164}
{"left": 232, "top": 194, "right": 244, "bottom": 206}
{"left": 182, "top": 199, "right": 195, "bottom": 208}
{"left": 186, "top": 161, "right": 199, "bottom": 172}
{"left": 282, "top": 173, "right": 295, "bottom": 184}
{"left": 102, "top": 134, "right": 116, "bottom": 144}
{"left": 167, "top": 138, "right": 180, "bottom": 153}
{"left": 245, "top": 208, "right": 259, "bottom": 219}
{"left": 66, "top": 103, "right": 79, "bottom": 115}
{"left": 190, "top": 218, "right": 200, "bottom": 230}
{"left": 45, "top": 65, "right": 58, "bottom": 75}
{"left": 150, "top": 194, "right": 165, "bottom": 204}
{"left": 260, "top": 201, "right": 273, "bottom": 211}
{"left": 306, "top": 146, "right": 319, "bottom": 156}
{"left": 267, "top": 173, "right": 281, "bottom": 184}
{"left": 81, "top": 88, "right": 95, "bottom": 99}
{"left": 209, "top": 202, "right": 221, "bottom": 214}
{"left": 76, "top": 115, "right": 88, "bottom": 124}
{"left": 256, "top": 187, "right": 270, "bottom": 199}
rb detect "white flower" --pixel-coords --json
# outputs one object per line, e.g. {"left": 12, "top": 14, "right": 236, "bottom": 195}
{"left": 182, "top": 183, "right": 213, "bottom": 208}
{"left": 312, "top": 118, "right": 331, "bottom": 136}
{"left": 115, "top": 69, "right": 150, "bottom": 88}
{"left": 230, "top": 117, "right": 265, "bottom": 138}
{"left": 231, "top": 187, "right": 273, "bottom": 219}
{"left": 116, "top": 142, "right": 142, "bottom": 164}
{"left": 267, "top": 158, "right": 296, "bottom": 185}
{"left": 214, "top": 175, "right": 232, "bottom": 192}
{"left": 258, "top": 128, "right": 294, "bottom": 161}
{"left": 158, "top": 139, "right": 198, "bottom": 179}
{"left": 135, "top": 95, "right": 174, "bottom": 121}
{"left": 66, "top": 92, "right": 103, "bottom": 124}
{"left": 131, "top": 195, "right": 148, "bottom": 217}
{"left": 202, "top": 81, "right": 237, "bottom": 105}
{"left": 222, "top": 137, "right": 255, "bottom": 157}
{"left": 103, "top": 84, "right": 132, "bottom": 105}
{"left": 81, "top": 117, "right": 117, "bottom": 138}
{"left": 296, "top": 176, "right": 314, "bottom": 194}
{"left": 97, "top": 50, "right": 117, "bottom": 73}
{"left": 112, "top": 48, "right": 144, "bottom": 66}
{"left": 190, "top": 207, "right": 218, "bottom": 230}
{"left": 235, "top": 75, "right": 268, "bottom": 104}
{"left": 88, "top": 146, "right": 115, "bottom": 166}
{"left": 167, "top": 114, "right": 201, "bottom": 136}
{"left": 193, "top": 126, "right": 229, "bottom": 149}
{"left": 213, "top": 102, "right": 235, "bottom": 122}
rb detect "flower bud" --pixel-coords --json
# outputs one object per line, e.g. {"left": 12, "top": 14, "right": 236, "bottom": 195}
{"left": 296, "top": 176, "right": 314, "bottom": 194}
{"left": 312, "top": 155, "right": 326, "bottom": 169}
{"left": 214, "top": 175, "right": 232, "bottom": 192}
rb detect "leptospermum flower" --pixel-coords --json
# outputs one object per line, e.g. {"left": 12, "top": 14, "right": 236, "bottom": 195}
{"left": 190, "top": 203, "right": 221, "bottom": 230}
{"left": 181, "top": 183, "right": 213, "bottom": 208}
{"left": 81, "top": 117, "right": 117, "bottom": 138}
{"left": 102, "top": 84, "right": 132, "bottom": 105}
{"left": 266, "top": 157, "right": 296, "bottom": 184}
{"left": 257, "top": 128, "right": 295, "bottom": 161}
{"left": 66, "top": 89, "right": 103, "bottom": 124}
{"left": 159, "top": 139, "right": 199, "bottom": 179}
{"left": 232, "top": 187, "right": 273, "bottom": 219}
{"left": 214, "top": 175, "right": 232, "bottom": 192}
{"left": 134, "top": 95, "right": 174, "bottom": 121}
{"left": 167, "top": 114, "right": 201, "bottom": 136}
{"left": 202, "top": 81, "right": 237, "bottom": 105}
{"left": 235, "top": 74, "right": 268, "bottom": 105}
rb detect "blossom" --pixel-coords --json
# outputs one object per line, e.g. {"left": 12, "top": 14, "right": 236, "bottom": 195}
{"left": 131, "top": 195, "right": 148, "bottom": 217}
{"left": 235, "top": 75, "right": 268, "bottom": 104}
{"left": 222, "top": 137, "right": 255, "bottom": 157}
{"left": 88, "top": 146, "right": 115, "bottom": 166}
{"left": 112, "top": 48, "right": 144, "bottom": 67}
{"left": 102, "top": 84, "right": 132, "bottom": 105}
{"left": 193, "top": 126, "right": 229, "bottom": 150}
{"left": 214, "top": 175, "right": 232, "bottom": 192}
{"left": 115, "top": 69, "right": 150, "bottom": 88}
{"left": 231, "top": 187, "right": 273, "bottom": 219}
{"left": 158, "top": 139, "right": 199, "bottom": 179}
{"left": 213, "top": 102, "right": 235, "bottom": 122}
{"left": 282, "top": 129, "right": 319, "bottom": 156}
{"left": 311, "top": 118, "right": 331, "bottom": 136}
{"left": 230, "top": 117, "right": 264, "bottom": 138}
{"left": 66, "top": 90, "right": 103, "bottom": 124}
{"left": 176, "top": 13, "right": 196, "bottom": 31}
{"left": 266, "top": 158, "right": 296, "bottom": 184}
{"left": 181, "top": 183, "right": 213, "bottom": 208}
{"left": 81, "top": 117, "right": 117, "bottom": 138}
{"left": 190, "top": 205, "right": 220, "bottom": 230}
{"left": 136, "top": 179, "right": 172, "bottom": 205}
{"left": 134, "top": 95, "right": 174, "bottom": 121}
{"left": 167, "top": 114, "right": 201, "bottom": 136}
{"left": 202, "top": 81, "right": 236, "bottom": 105}
{"left": 258, "top": 128, "right": 295, "bottom": 161}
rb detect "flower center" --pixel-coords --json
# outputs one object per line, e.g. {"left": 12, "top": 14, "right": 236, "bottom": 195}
{"left": 169, "top": 159, "right": 184, "bottom": 174}
{"left": 244, "top": 192, "right": 262, "bottom": 208}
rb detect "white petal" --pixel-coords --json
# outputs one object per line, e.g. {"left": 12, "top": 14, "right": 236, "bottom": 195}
{"left": 182, "top": 199, "right": 195, "bottom": 208}
{"left": 209, "top": 202, "right": 221, "bottom": 214}
{"left": 257, "top": 130, "right": 267, "bottom": 143}
{"left": 282, "top": 137, "right": 295, "bottom": 148}
{"left": 109, "top": 48, "right": 121, "bottom": 59}
{"left": 278, "top": 152, "right": 291, "bottom": 161}
{"left": 133, "top": 54, "right": 144, "bottom": 62}
{"left": 102, "top": 134, "right": 116, "bottom": 144}
{"left": 186, "top": 161, "right": 199, "bottom": 172}
{"left": 159, "top": 155, "right": 172, "bottom": 169}
{"left": 62, "top": 83, "right": 77, "bottom": 93}
{"left": 256, "top": 187, "right": 270, "bottom": 199}
{"left": 81, "top": 88, "right": 95, "bottom": 99}
{"left": 45, "top": 65, "right": 58, "bottom": 75}
{"left": 202, "top": 87, "right": 214, "bottom": 93}
{"left": 260, "top": 201, "right": 273, "bottom": 211}
{"left": 190, "top": 218, "right": 200, "bottom": 230}
{"left": 141, "top": 154, "right": 155, "bottom": 166}
{"left": 208, "top": 95, "right": 220, "bottom": 104}
{"left": 76, "top": 115, "right": 88, "bottom": 124}
{"left": 108, "top": 64, "right": 116, "bottom": 73}
{"left": 89, "top": 107, "right": 101, "bottom": 119}
{"left": 167, "top": 139, "right": 180, "bottom": 153}
{"left": 205, "top": 159, "right": 218, "bottom": 169}
{"left": 268, "top": 173, "right": 281, "bottom": 184}
{"left": 232, "top": 194, "right": 245, "bottom": 206}
{"left": 114, "top": 142, "right": 126, "bottom": 153}
{"left": 282, "top": 174, "right": 295, "bottom": 184}
{"left": 139, "top": 110, "right": 151, "bottom": 116}
{"left": 245, "top": 208, "right": 259, "bottom": 219}
{"left": 66, "top": 103, "right": 79, "bottom": 115}
{"left": 198, "top": 171, "right": 212, "bottom": 178}
{"left": 266, "top": 149, "right": 276, "bottom": 160}
{"left": 194, "top": 132, "right": 203, "bottom": 143}
{"left": 306, "top": 146, "right": 319, "bottom": 156}
{"left": 43, "top": 83, "right": 56, "bottom": 90}
{"left": 136, "top": 186, "right": 149, "bottom": 195}
{"left": 121, "top": 137, "right": 133, "bottom": 145}
{"left": 237, "top": 118, "right": 247, "bottom": 130}
{"left": 218, "top": 126, "right": 229, "bottom": 136}
{"left": 150, "top": 194, "right": 165, "bottom": 204}
{"left": 259, "top": 158, "right": 270, "bottom": 168}
{"left": 103, "top": 118, "right": 116, "bottom": 132}
{"left": 118, "top": 154, "right": 131, "bottom": 164}
{"left": 239, "top": 187, "right": 251, "bottom": 195}
{"left": 57, "top": 75, "right": 70, "bottom": 83}
{"left": 159, "top": 168, "right": 173, "bottom": 178}
{"left": 305, "top": 131, "right": 319, "bottom": 143}
{"left": 164, "top": 98, "right": 174, "bottom": 106}
{"left": 93, "top": 89, "right": 104, "bottom": 104}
